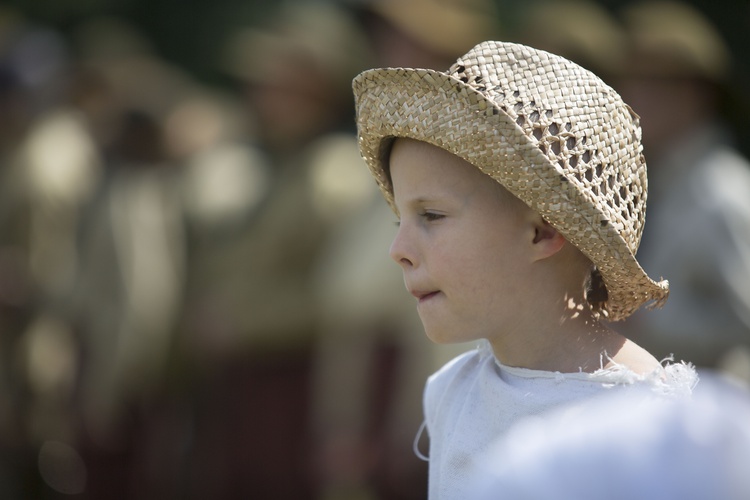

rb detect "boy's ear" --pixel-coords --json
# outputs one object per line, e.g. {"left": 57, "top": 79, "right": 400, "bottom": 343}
{"left": 531, "top": 218, "right": 566, "bottom": 260}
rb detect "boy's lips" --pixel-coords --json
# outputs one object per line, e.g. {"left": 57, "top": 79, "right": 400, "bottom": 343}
{"left": 411, "top": 290, "right": 440, "bottom": 303}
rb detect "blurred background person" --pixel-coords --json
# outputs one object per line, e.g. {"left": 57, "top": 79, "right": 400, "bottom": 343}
{"left": 0, "top": 11, "right": 100, "bottom": 497}
{"left": 613, "top": 1, "right": 750, "bottom": 386}
{"left": 63, "top": 18, "right": 202, "bottom": 498}
{"left": 174, "top": 2, "right": 372, "bottom": 498}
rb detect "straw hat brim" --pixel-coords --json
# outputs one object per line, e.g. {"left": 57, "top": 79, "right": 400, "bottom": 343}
{"left": 354, "top": 67, "right": 668, "bottom": 321}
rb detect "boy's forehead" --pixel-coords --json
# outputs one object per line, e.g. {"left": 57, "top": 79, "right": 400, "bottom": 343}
{"left": 391, "top": 137, "right": 439, "bottom": 157}
{"left": 391, "top": 139, "right": 467, "bottom": 188}
{"left": 390, "top": 137, "right": 474, "bottom": 169}
{"left": 390, "top": 138, "right": 512, "bottom": 196}
{"left": 390, "top": 138, "right": 478, "bottom": 179}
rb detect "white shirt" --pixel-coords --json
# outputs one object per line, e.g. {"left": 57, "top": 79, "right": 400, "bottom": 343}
{"left": 423, "top": 342, "right": 698, "bottom": 499}
{"left": 468, "top": 374, "right": 750, "bottom": 500}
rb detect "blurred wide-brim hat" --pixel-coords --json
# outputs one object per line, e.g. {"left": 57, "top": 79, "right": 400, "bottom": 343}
{"left": 223, "top": 2, "right": 371, "bottom": 88}
{"left": 353, "top": 41, "right": 669, "bottom": 321}
{"left": 364, "top": 0, "right": 500, "bottom": 58}
{"left": 516, "top": 0, "right": 626, "bottom": 77}
{"left": 620, "top": 0, "right": 730, "bottom": 82}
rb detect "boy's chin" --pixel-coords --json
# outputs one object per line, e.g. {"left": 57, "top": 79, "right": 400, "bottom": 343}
{"left": 422, "top": 324, "right": 472, "bottom": 345}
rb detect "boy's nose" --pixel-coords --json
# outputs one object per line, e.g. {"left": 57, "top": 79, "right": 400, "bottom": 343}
{"left": 389, "top": 226, "right": 415, "bottom": 269}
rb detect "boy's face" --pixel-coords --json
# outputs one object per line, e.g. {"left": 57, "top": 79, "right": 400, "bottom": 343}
{"left": 389, "top": 138, "right": 534, "bottom": 345}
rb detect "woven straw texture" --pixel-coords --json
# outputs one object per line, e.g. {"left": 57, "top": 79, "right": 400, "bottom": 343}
{"left": 353, "top": 41, "right": 668, "bottom": 321}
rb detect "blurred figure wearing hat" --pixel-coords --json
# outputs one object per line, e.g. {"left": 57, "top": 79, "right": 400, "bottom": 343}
{"left": 178, "top": 3, "right": 373, "bottom": 498}
{"left": 615, "top": 1, "right": 750, "bottom": 384}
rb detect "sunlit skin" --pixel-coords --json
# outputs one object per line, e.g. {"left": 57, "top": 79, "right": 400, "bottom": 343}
{"left": 388, "top": 138, "right": 662, "bottom": 374}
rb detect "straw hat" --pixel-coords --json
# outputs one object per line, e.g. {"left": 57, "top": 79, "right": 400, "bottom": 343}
{"left": 353, "top": 41, "right": 668, "bottom": 321}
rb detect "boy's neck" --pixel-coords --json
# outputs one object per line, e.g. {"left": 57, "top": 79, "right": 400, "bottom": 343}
{"left": 488, "top": 294, "right": 660, "bottom": 375}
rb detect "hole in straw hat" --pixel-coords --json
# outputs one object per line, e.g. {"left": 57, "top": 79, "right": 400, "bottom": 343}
{"left": 613, "top": 192, "right": 622, "bottom": 209}
{"left": 586, "top": 267, "right": 608, "bottom": 305}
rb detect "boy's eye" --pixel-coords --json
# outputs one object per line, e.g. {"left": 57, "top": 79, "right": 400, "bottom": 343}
{"left": 421, "top": 211, "right": 445, "bottom": 222}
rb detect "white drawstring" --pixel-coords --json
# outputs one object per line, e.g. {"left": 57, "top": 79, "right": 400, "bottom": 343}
{"left": 413, "top": 420, "right": 429, "bottom": 461}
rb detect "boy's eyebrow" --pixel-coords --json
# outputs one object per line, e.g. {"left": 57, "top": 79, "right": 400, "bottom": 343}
{"left": 398, "top": 196, "right": 440, "bottom": 208}
{"left": 393, "top": 196, "right": 430, "bottom": 213}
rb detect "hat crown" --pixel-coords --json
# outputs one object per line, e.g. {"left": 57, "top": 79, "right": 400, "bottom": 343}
{"left": 448, "top": 41, "right": 647, "bottom": 254}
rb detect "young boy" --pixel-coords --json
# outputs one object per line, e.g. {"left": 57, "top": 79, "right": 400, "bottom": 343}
{"left": 353, "top": 41, "right": 698, "bottom": 498}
